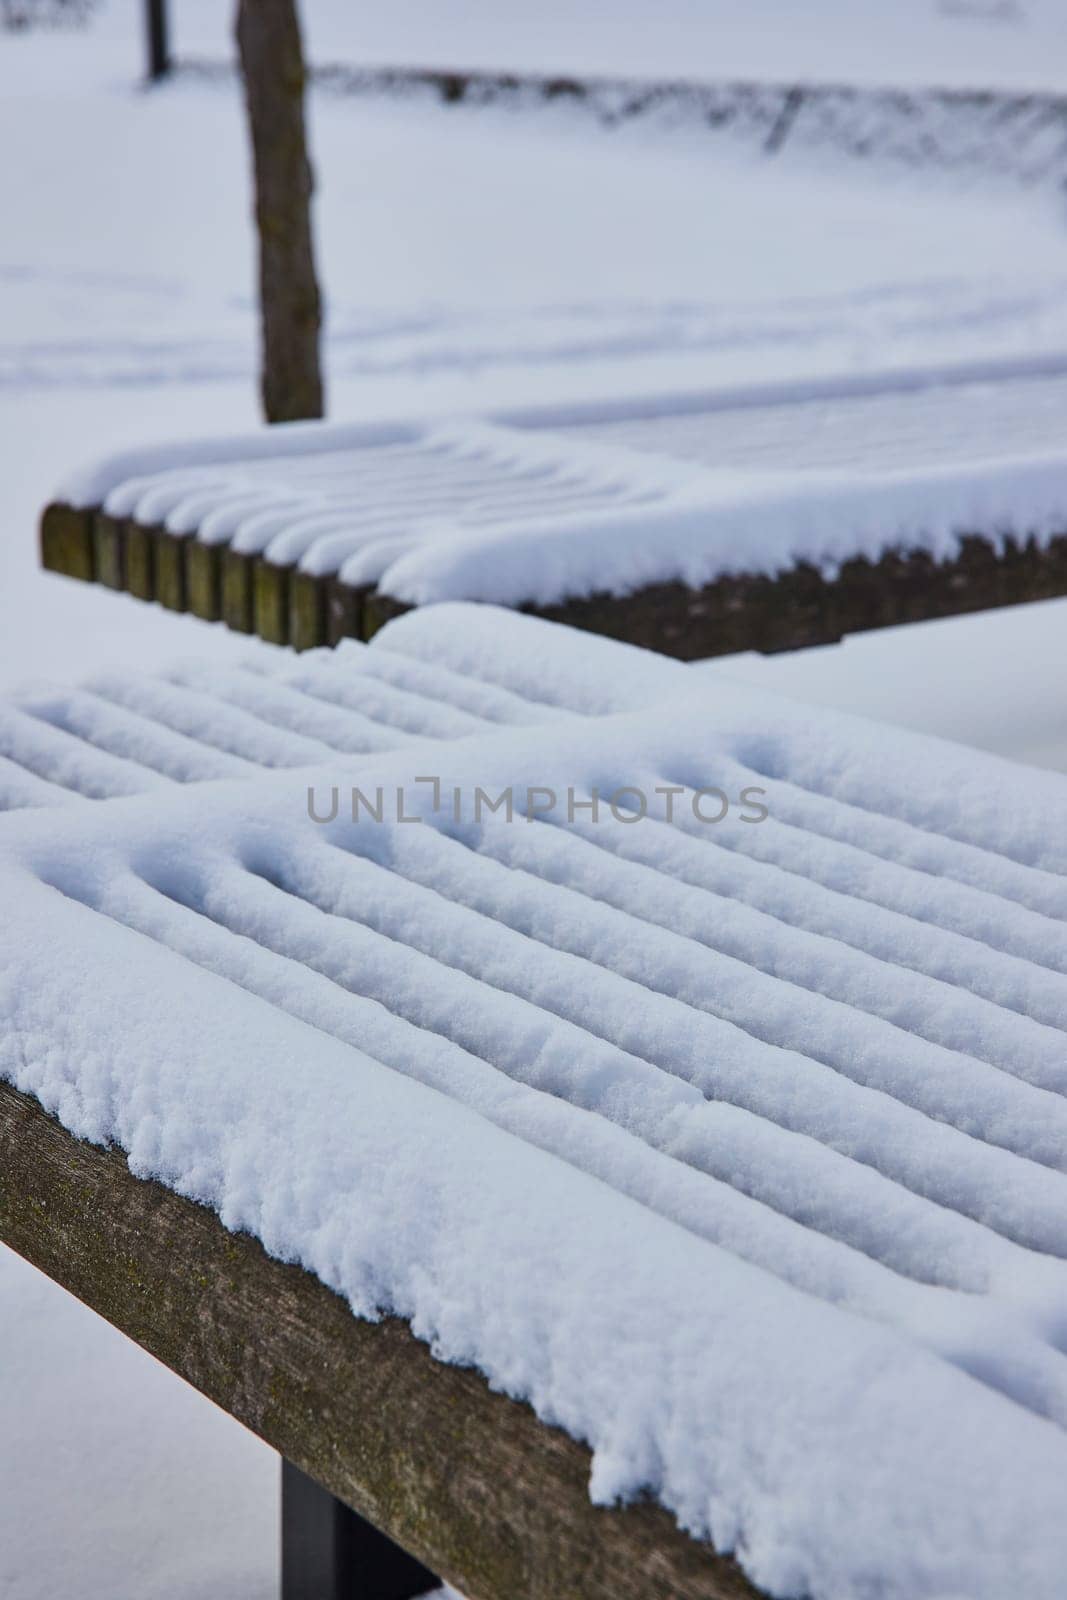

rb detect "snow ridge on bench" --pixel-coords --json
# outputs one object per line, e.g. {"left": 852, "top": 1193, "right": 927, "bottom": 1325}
{"left": 0, "top": 609, "right": 683, "bottom": 811}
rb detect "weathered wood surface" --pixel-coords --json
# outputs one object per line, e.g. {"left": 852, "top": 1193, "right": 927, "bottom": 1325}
{"left": 223, "top": 547, "right": 256, "bottom": 634}
{"left": 44, "top": 503, "right": 1067, "bottom": 659}
{"left": 186, "top": 537, "right": 221, "bottom": 621}
{"left": 0, "top": 1081, "right": 761, "bottom": 1600}
{"left": 91, "top": 511, "right": 125, "bottom": 591}
{"left": 40, "top": 503, "right": 94, "bottom": 584}
{"left": 125, "top": 519, "right": 156, "bottom": 602}
{"left": 254, "top": 558, "right": 294, "bottom": 645}
{"left": 153, "top": 528, "right": 190, "bottom": 612}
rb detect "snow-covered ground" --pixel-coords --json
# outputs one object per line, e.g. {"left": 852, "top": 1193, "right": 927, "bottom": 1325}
{"left": 2, "top": 3, "right": 1067, "bottom": 1597}
{"left": 25, "top": 0, "right": 1067, "bottom": 91}
{"left": 0, "top": 1247, "right": 277, "bottom": 1600}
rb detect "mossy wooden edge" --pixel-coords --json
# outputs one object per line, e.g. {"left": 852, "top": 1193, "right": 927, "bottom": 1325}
{"left": 91, "top": 512, "right": 126, "bottom": 592}
{"left": 367, "top": 530, "right": 1067, "bottom": 658}
{"left": 39, "top": 502, "right": 96, "bottom": 584}
{"left": 363, "top": 588, "right": 410, "bottom": 640}
{"left": 125, "top": 520, "right": 156, "bottom": 602}
{"left": 186, "top": 538, "right": 222, "bottom": 622}
{"left": 153, "top": 529, "right": 190, "bottom": 613}
{"left": 222, "top": 548, "right": 256, "bottom": 635}
{"left": 290, "top": 569, "right": 328, "bottom": 652}
{"left": 253, "top": 559, "right": 294, "bottom": 646}
{"left": 0, "top": 1080, "right": 760, "bottom": 1600}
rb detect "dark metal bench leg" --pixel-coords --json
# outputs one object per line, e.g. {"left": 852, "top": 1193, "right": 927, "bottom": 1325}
{"left": 281, "top": 1459, "right": 441, "bottom": 1600}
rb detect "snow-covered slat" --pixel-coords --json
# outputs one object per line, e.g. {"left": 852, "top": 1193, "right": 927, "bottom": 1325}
{"left": 154, "top": 662, "right": 413, "bottom": 759}
{"left": 218, "top": 836, "right": 1067, "bottom": 1259}
{"left": 0, "top": 607, "right": 633, "bottom": 810}
{"left": 0, "top": 752, "right": 82, "bottom": 812}
{"left": 0, "top": 702, "right": 172, "bottom": 802}
{"left": 11, "top": 686, "right": 259, "bottom": 786}
{"left": 366, "top": 602, "right": 690, "bottom": 716}
{"left": 237, "top": 653, "right": 498, "bottom": 742}
{"left": 668, "top": 762, "right": 1067, "bottom": 973}
{"left": 528, "top": 804, "right": 1067, "bottom": 1083}
{"left": 573, "top": 372, "right": 1067, "bottom": 477}
{"left": 334, "top": 642, "right": 578, "bottom": 728}
{"left": 328, "top": 815, "right": 1067, "bottom": 1118}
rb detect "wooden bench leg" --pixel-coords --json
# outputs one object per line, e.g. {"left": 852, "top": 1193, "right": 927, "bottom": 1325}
{"left": 281, "top": 1459, "right": 441, "bottom": 1600}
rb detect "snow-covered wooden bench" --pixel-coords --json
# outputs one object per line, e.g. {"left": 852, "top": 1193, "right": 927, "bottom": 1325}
{"left": 40, "top": 379, "right": 1067, "bottom": 657}
{"left": 3, "top": 607, "right": 1067, "bottom": 1600}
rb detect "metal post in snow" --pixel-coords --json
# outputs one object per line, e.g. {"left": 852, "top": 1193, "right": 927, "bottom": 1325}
{"left": 145, "top": 0, "right": 170, "bottom": 82}
{"left": 281, "top": 1461, "right": 441, "bottom": 1600}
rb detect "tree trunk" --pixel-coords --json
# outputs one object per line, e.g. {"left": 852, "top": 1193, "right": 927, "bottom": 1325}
{"left": 144, "top": 0, "right": 170, "bottom": 82}
{"left": 236, "top": 0, "right": 324, "bottom": 423}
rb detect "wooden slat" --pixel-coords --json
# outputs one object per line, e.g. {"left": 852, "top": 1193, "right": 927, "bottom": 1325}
{"left": 0, "top": 1081, "right": 760, "bottom": 1600}
{"left": 39, "top": 502, "right": 95, "bottom": 583}
{"left": 222, "top": 547, "right": 256, "bottom": 635}
{"left": 91, "top": 513, "right": 126, "bottom": 592}
{"left": 363, "top": 588, "right": 404, "bottom": 640}
{"left": 153, "top": 529, "right": 190, "bottom": 613}
{"left": 289, "top": 569, "right": 328, "bottom": 652}
{"left": 186, "top": 539, "right": 222, "bottom": 622}
{"left": 125, "top": 520, "right": 156, "bottom": 602}
{"left": 253, "top": 559, "right": 293, "bottom": 646}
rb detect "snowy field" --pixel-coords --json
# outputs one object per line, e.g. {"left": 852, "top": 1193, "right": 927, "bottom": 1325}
{"left": 2, "top": 2, "right": 1067, "bottom": 1597}
{"left": 173, "top": 0, "right": 1067, "bottom": 93}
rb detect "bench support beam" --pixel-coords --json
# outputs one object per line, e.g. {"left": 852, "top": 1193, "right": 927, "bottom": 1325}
{"left": 282, "top": 1460, "right": 440, "bottom": 1600}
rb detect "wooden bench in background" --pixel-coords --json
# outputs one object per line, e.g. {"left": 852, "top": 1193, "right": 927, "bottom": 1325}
{"left": 41, "top": 374, "right": 1067, "bottom": 658}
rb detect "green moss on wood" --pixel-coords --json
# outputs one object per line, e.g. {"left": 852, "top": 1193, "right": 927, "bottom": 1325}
{"left": 92, "top": 514, "right": 126, "bottom": 591}
{"left": 39, "top": 503, "right": 95, "bottom": 583}
{"left": 222, "top": 549, "right": 255, "bottom": 635}
{"left": 289, "top": 569, "right": 326, "bottom": 651}
{"left": 125, "top": 522, "right": 156, "bottom": 601}
{"left": 361, "top": 590, "right": 409, "bottom": 641}
{"left": 253, "top": 560, "right": 293, "bottom": 645}
{"left": 153, "top": 530, "right": 189, "bottom": 612}
{"left": 186, "top": 539, "right": 222, "bottom": 622}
